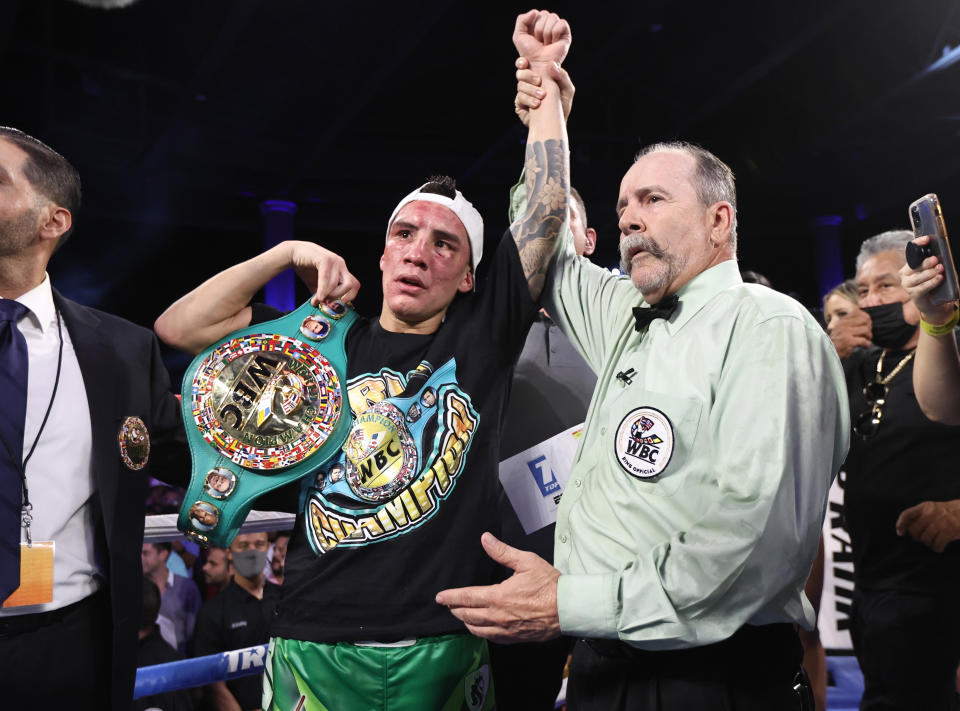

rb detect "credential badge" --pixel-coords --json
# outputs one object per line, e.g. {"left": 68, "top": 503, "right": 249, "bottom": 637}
{"left": 614, "top": 407, "right": 674, "bottom": 479}
{"left": 118, "top": 416, "right": 150, "bottom": 470}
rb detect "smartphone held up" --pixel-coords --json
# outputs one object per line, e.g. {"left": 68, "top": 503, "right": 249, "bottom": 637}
{"left": 907, "top": 193, "right": 960, "bottom": 305}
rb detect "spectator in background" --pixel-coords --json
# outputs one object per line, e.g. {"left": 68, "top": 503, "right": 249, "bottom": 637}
{"left": 829, "top": 273, "right": 875, "bottom": 359}
{"left": 145, "top": 486, "right": 198, "bottom": 581}
{"left": 823, "top": 279, "right": 862, "bottom": 335}
{"left": 133, "top": 577, "right": 196, "bottom": 711}
{"left": 202, "top": 547, "right": 232, "bottom": 597}
{"left": 266, "top": 532, "right": 290, "bottom": 586}
{"left": 193, "top": 531, "right": 279, "bottom": 711}
{"left": 899, "top": 234, "right": 960, "bottom": 425}
{"left": 142, "top": 541, "right": 202, "bottom": 655}
{"left": 165, "top": 544, "right": 190, "bottom": 579}
{"left": 840, "top": 229, "right": 960, "bottom": 709}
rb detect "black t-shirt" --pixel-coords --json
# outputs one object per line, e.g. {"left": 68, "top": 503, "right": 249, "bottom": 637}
{"left": 843, "top": 345, "right": 960, "bottom": 593}
{"left": 192, "top": 580, "right": 281, "bottom": 710}
{"left": 255, "top": 234, "right": 536, "bottom": 642}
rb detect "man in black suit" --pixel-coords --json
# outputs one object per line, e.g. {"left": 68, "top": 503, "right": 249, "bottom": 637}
{"left": 0, "top": 126, "right": 187, "bottom": 709}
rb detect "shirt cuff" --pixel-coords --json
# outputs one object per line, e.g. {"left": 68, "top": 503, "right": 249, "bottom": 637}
{"left": 557, "top": 572, "right": 620, "bottom": 638}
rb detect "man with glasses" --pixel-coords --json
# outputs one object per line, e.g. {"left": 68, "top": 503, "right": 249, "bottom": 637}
{"left": 833, "top": 229, "right": 960, "bottom": 709}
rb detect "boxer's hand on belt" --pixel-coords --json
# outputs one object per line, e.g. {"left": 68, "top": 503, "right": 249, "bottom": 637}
{"left": 286, "top": 241, "right": 361, "bottom": 307}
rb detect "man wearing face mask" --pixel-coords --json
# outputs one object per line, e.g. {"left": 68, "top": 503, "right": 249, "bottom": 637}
{"left": 839, "top": 229, "right": 960, "bottom": 710}
{"left": 192, "top": 531, "right": 279, "bottom": 711}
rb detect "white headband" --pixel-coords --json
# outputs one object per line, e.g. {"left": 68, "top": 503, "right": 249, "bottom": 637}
{"left": 386, "top": 184, "right": 484, "bottom": 269}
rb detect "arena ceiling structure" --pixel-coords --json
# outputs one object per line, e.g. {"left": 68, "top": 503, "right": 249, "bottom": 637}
{"left": 3, "top": 0, "right": 960, "bottom": 376}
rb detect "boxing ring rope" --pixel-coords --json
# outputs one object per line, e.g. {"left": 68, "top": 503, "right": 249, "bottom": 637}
{"left": 138, "top": 512, "right": 866, "bottom": 708}
{"left": 134, "top": 646, "right": 864, "bottom": 707}
{"left": 135, "top": 643, "right": 269, "bottom": 699}
{"left": 143, "top": 510, "right": 295, "bottom": 543}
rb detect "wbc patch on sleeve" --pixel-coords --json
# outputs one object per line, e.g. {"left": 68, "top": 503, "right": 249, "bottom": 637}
{"left": 614, "top": 407, "right": 674, "bottom": 479}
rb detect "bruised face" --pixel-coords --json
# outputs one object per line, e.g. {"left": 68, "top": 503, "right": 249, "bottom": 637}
{"left": 616, "top": 151, "right": 723, "bottom": 302}
{"left": 380, "top": 201, "right": 473, "bottom": 332}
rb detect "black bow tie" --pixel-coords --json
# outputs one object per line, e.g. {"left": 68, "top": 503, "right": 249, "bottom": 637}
{"left": 633, "top": 294, "right": 679, "bottom": 331}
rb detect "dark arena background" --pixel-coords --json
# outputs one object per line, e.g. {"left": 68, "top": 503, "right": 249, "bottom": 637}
{"left": 4, "top": 0, "right": 960, "bottom": 382}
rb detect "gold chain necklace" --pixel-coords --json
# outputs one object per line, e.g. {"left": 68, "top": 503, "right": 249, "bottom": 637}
{"left": 875, "top": 348, "right": 916, "bottom": 384}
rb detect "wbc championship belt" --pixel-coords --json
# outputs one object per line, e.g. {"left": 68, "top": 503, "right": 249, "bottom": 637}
{"left": 177, "top": 299, "right": 357, "bottom": 548}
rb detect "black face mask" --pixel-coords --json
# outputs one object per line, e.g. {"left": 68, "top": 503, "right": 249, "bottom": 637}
{"left": 863, "top": 302, "right": 917, "bottom": 349}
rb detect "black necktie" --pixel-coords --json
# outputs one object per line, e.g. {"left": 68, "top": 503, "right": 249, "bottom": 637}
{"left": 0, "top": 300, "right": 28, "bottom": 602}
{"left": 633, "top": 294, "right": 679, "bottom": 331}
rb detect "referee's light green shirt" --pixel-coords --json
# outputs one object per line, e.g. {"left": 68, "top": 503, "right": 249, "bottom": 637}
{"left": 510, "top": 181, "right": 850, "bottom": 650}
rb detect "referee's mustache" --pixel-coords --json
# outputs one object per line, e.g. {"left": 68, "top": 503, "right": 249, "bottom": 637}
{"left": 619, "top": 233, "right": 667, "bottom": 273}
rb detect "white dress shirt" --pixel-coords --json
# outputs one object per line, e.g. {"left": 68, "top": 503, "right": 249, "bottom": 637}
{"left": 0, "top": 275, "right": 100, "bottom": 616}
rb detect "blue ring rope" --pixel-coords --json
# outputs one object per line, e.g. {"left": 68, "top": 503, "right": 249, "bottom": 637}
{"left": 134, "top": 643, "right": 269, "bottom": 699}
{"left": 135, "top": 643, "right": 864, "bottom": 708}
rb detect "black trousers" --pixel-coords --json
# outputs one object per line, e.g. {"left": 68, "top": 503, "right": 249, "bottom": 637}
{"left": 851, "top": 588, "right": 960, "bottom": 711}
{"left": 0, "top": 590, "right": 112, "bottom": 709}
{"left": 566, "top": 623, "right": 804, "bottom": 711}
{"left": 490, "top": 635, "right": 572, "bottom": 710}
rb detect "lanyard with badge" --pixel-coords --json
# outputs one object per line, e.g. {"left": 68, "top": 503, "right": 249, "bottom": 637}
{"left": 0, "top": 311, "right": 62, "bottom": 608}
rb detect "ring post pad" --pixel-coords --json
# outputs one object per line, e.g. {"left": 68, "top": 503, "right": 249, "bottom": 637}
{"left": 177, "top": 299, "right": 357, "bottom": 547}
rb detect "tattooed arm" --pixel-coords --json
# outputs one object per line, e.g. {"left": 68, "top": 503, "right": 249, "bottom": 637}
{"left": 509, "top": 10, "right": 571, "bottom": 300}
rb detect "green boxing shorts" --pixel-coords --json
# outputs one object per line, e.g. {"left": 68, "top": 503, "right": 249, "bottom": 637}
{"left": 263, "top": 634, "right": 496, "bottom": 711}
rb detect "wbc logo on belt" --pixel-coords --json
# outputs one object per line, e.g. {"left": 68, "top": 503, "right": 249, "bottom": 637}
{"left": 613, "top": 406, "right": 674, "bottom": 479}
{"left": 191, "top": 334, "right": 343, "bottom": 470}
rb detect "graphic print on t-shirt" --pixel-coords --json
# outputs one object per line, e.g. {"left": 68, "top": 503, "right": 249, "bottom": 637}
{"left": 302, "top": 358, "right": 479, "bottom": 554}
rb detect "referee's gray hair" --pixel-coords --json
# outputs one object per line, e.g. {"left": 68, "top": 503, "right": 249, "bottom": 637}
{"left": 635, "top": 141, "right": 738, "bottom": 248}
{"left": 855, "top": 229, "right": 914, "bottom": 274}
